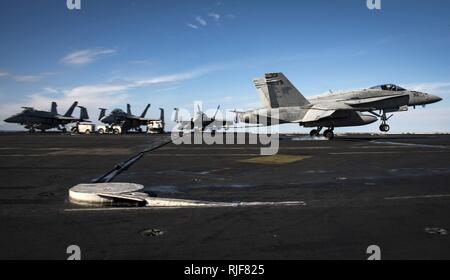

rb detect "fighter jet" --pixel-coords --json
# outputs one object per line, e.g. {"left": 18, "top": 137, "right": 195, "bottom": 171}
{"left": 173, "top": 105, "right": 233, "bottom": 135}
{"left": 98, "top": 104, "right": 161, "bottom": 133}
{"left": 4, "top": 101, "right": 89, "bottom": 132}
{"left": 236, "top": 73, "right": 442, "bottom": 139}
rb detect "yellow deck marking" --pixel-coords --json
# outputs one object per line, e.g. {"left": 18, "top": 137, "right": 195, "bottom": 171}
{"left": 239, "top": 154, "right": 311, "bottom": 165}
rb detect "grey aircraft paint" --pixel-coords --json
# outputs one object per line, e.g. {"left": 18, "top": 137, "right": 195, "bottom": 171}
{"left": 238, "top": 73, "right": 442, "bottom": 139}
{"left": 99, "top": 104, "right": 164, "bottom": 133}
{"left": 4, "top": 101, "right": 89, "bottom": 132}
{"left": 173, "top": 105, "right": 233, "bottom": 133}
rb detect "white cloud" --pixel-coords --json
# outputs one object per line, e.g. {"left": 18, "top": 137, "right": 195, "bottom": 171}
{"left": 195, "top": 16, "right": 207, "bottom": 26}
{"left": 61, "top": 48, "right": 117, "bottom": 66}
{"left": 208, "top": 12, "right": 221, "bottom": 21}
{"left": 13, "top": 75, "right": 43, "bottom": 82}
{"left": 129, "top": 59, "right": 155, "bottom": 65}
{"left": 43, "top": 87, "right": 61, "bottom": 94}
{"left": 187, "top": 23, "right": 199, "bottom": 29}
{"left": 0, "top": 71, "right": 55, "bottom": 83}
{"left": 0, "top": 67, "right": 216, "bottom": 130}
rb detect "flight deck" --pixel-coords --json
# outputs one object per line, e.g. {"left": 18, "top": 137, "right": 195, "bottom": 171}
{"left": 0, "top": 132, "right": 449, "bottom": 259}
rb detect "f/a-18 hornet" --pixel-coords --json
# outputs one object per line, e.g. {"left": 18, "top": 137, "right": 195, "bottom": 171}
{"left": 98, "top": 104, "right": 163, "bottom": 133}
{"left": 173, "top": 105, "right": 233, "bottom": 135}
{"left": 236, "top": 73, "right": 442, "bottom": 139}
{"left": 4, "top": 101, "right": 89, "bottom": 132}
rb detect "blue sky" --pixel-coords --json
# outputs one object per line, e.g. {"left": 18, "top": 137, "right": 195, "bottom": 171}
{"left": 0, "top": 0, "right": 449, "bottom": 132}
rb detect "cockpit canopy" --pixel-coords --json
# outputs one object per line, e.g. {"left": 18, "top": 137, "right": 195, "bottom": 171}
{"left": 21, "top": 107, "right": 34, "bottom": 113}
{"left": 111, "top": 109, "right": 125, "bottom": 114}
{"left": 370, "top": 84, "right": 406, "bottom": 92}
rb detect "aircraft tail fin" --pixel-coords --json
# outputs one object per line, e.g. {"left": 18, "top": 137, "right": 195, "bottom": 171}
{"left": 78, "top": 106, "right": 89, "bottom": 121}
{"left": 173, "top": 108, "right": 179, "bottom": 122}
{"left": 159, "top": 108, "right": 165, "bottom": 123}
{"left": 127, "top": 104, "right": 132, "bottom": 115}
{"left": 140, "top": 104, "right": 150, "bottom": 118}
{"left": 64, "top": 101, "right": 78, "bottom": 117}
{"left": 98, "top": 108, "right": 107, "bottom": 121}
{"left": 50, "top": 102, "right": 58, "bottom": 114}
{"left": 253, "top": 73, "right": 310, "bottom": 108}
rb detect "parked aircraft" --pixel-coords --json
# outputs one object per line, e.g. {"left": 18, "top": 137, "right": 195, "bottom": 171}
{"left": 235, "top": 73, "right": 442, "bottom": 139}
{"left": 173, "top": 105, "right": 233, "bottom": 135}
{"left": 98, "top": 104, "right": 163, "bottom": 133}
{"left": 4, "top": 101, "right": 89, "bottom": 132}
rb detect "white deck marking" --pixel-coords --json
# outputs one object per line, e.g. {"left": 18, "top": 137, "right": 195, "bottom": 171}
{"left": 329, "top": 150, "right": 448, "bottom": 155}
{"left": 370, "top": 140, "right": 448, "bottom": 149}
{"left": 64, "top": 201, "right": 307, "bottom": 212}
{"left": 385, "top": 194, "right": 450, "bottom": 200}
{"left": 160, "top": 147, "right": 331, "bottom": 150}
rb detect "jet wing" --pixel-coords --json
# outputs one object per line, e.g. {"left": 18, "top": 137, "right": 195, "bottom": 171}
{"left": 301, "top": 108, "right": 336, "bottom": 122}
{"left": 126, "top": 115, "right": 141, "bottom": 120}
{"left": 56, "top": 116, "right": 77, "bottom": 121}
{"left": 298, "top": 103, "right": 355, "bottom": 122}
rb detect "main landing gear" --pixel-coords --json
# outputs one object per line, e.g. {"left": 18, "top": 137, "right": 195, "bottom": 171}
{"left": 309, "top": 126, "right": 335, "bottom": 140}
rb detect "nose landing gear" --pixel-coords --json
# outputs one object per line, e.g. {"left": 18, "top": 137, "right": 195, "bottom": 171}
{"left": 379, "top": 124, "right": 390, "bottom": 132}
{"left": 379, "top": 111, "right": 392, "bottom": 132}
{"left": 369, "top": 110, "right": 393, "bottom": 133}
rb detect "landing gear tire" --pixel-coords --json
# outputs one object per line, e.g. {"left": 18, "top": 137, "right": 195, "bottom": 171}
{"left": 84, "top": 130, "right": 91, "bottom": 135}
{"left": 98, "top": 128, "right": 105, "bottom": 134}
{"left": 113, "top": 128, "right": 120, "bottom": 135}
{"left": 211, "top": 130, "right": 216, "bottom": 136}
{"left": 29, "top": 128, "right": 36, "bottom": 133}
{"left": 309, "top": 129, "right": 319, "bottom": 137}
{"left": 323, "top": 129, "right": 334, "bottom": 140}
{"left": 379, "top": 124, "right": 390, "bottom": 132}
{"left": 178, "top": 131, "right": 184, "bottom": 137}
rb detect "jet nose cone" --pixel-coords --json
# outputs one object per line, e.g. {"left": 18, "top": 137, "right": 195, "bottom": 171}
{"left": 4, "top": 116, "right": 15, "bottom": 123}
{"left": 429, "top": 94, "right": 443, "bottom": 104}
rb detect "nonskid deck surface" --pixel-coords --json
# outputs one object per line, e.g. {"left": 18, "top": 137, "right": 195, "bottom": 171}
{"left": 0, "top": 133, "right": 449, "bottom": 259}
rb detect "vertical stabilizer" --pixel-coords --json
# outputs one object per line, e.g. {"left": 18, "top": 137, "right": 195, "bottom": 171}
{"left": 173, "top": 108, "right": 179, "bottom": 122}
{"left": 253, "top": 73, "right": 310, "bottom": 108}
{"left": 140, "top": 104, "right": 150, "bottom": 118}
{"left": 50, "top": 102, "right": 58, "bottom": 115}
{"left": 159, "top": 108, "right": 165, "bottom": 123}
{"left": 64, "top": 101, "right": 78, "bottom": 117}
{"left": 98, "top": 108, "right": 107, "bottom": 121}
{"left": 78, "top": 106, "right": 89, "bottom": 121}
